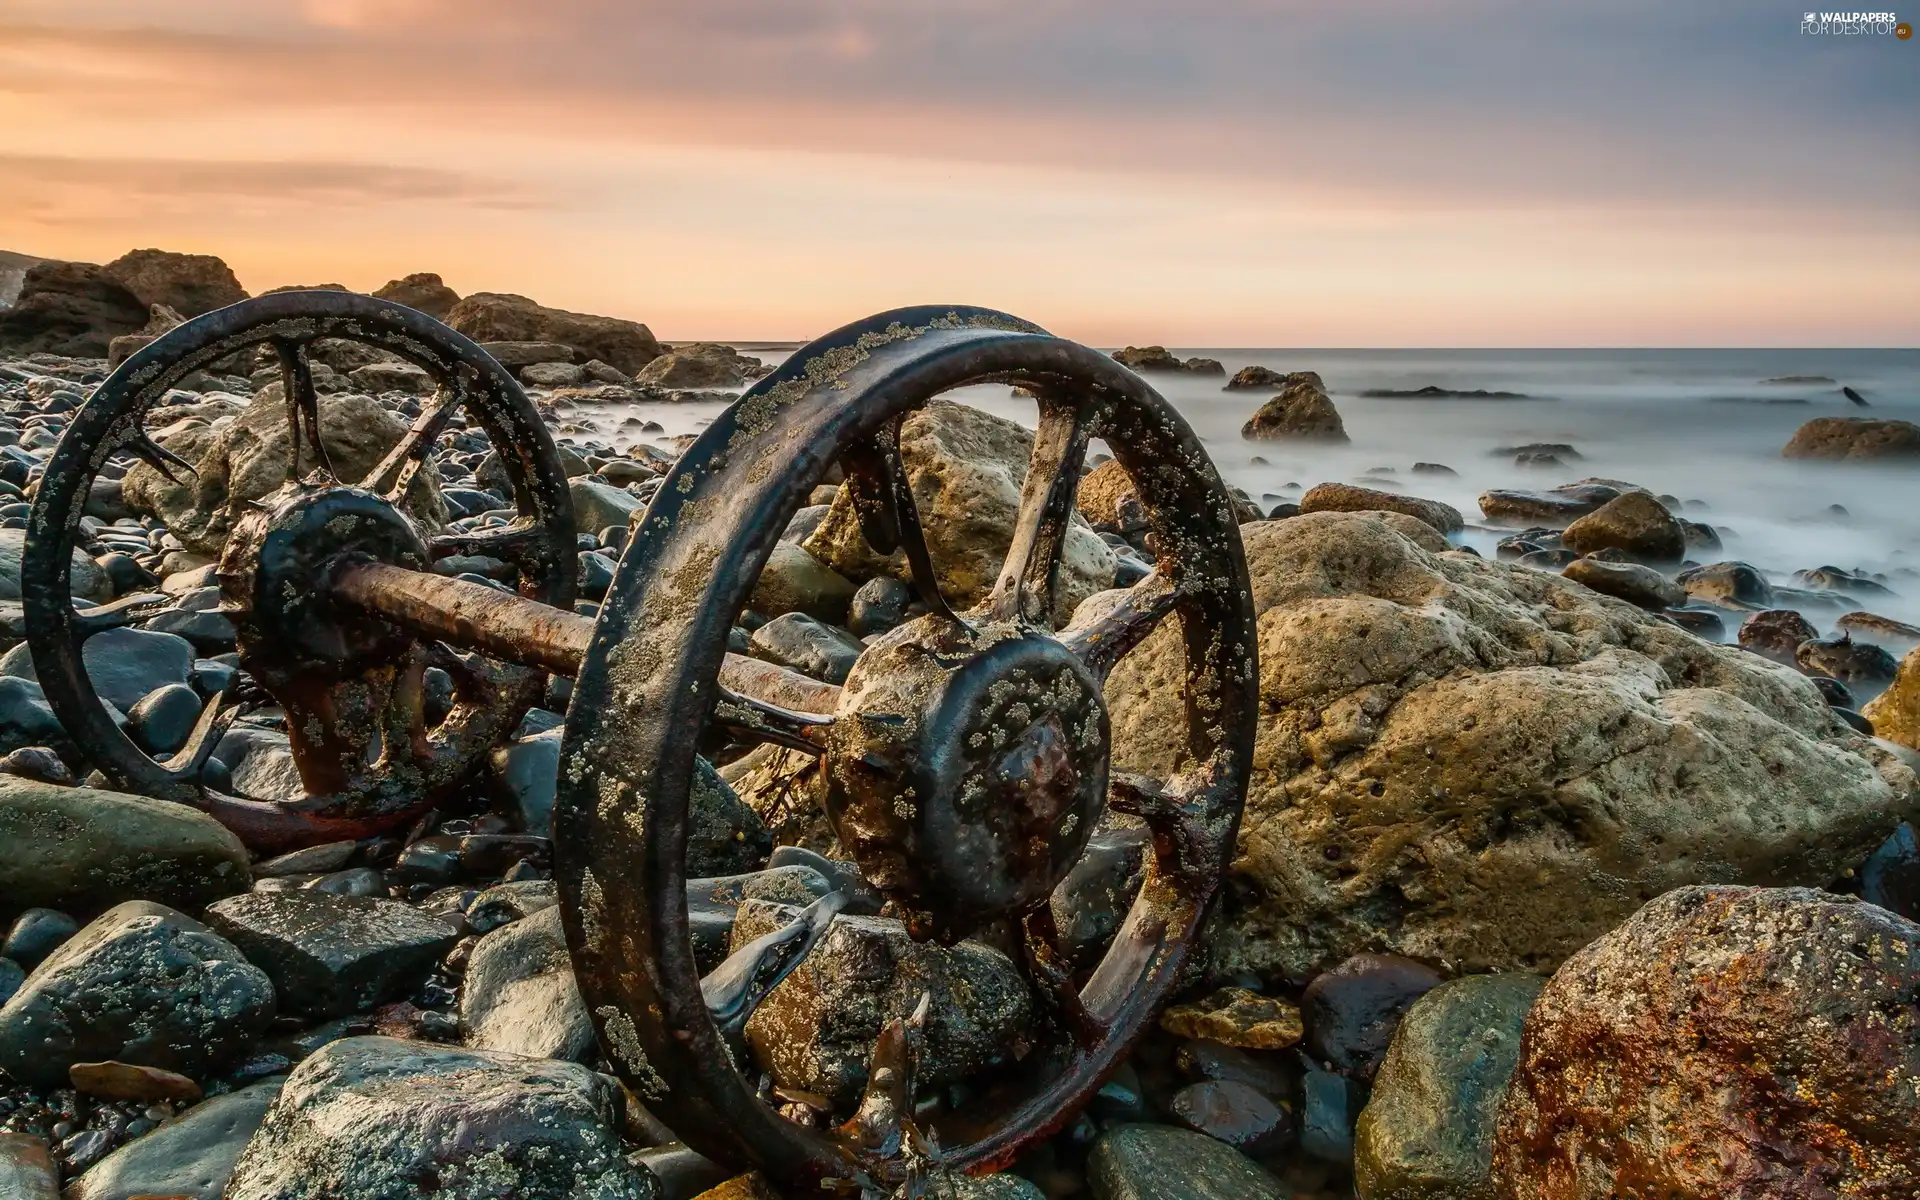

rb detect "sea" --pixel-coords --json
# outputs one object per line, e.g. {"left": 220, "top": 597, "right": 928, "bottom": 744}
{"left": 591, "top": 347, "right": 1920, "bottom": 636}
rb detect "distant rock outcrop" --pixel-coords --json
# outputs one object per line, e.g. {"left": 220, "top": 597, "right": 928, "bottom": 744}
{"left": 103, "top": 249, "right": 248, "bottom": 318}
{"left": 0, "top": 249, "right": 40, "bottom": 309}
{"left": 1240, "top": 373, "right": 1348, "bottom": 442}
{"left": 371, "top": 272, "right": 460, "bottom": 321}
{"left": 1112, "top": 345, "right": 1224, "bottom": 376}
{"left": 0, "top": 260, "right": 148, "bottom": 358}
{"left": 446, "top": 292, "right": 661, "bottom": 375}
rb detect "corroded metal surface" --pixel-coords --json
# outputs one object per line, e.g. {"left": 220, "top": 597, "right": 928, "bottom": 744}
{"left": 552, "top": 305, "right": 1259, "bottom": 1191}
{"left": 23, "top": 291, "right": 576, "bottom": 852}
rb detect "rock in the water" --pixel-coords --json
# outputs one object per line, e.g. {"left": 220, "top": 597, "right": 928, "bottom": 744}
{"left": 203, "top": 891, "right": 456, "bottom": 1019}
{"left": 1782, "top": 416, "right": 1920, "bottom": 460}
{"left": 224, "top": 1036, "right": 654, "bottom": 1200}
{"left": 1353, "top": 972, "right": 1544, "bottom": 1200}
{"left": 1492, "top": 886, "right": 1920, "bottom": 1198}
{"left": 0, "top": 901, "right": 275, "bottom": 1087}
{"left": 1477, "top": 482, "right": 1627, "bottom": 527}
{"left": 1796, "top": 632, "right": 1898, "bottom": 688}
{"left": 0, "top": 260, "right": 148, "bottom": 358}
{"left": 1103, "top": 511, "right": 1919, "bottom": 981}
{"left": 103, "top": 249, "right": 247, "bottom": 317}
{"left": 459, "top": 904, "right": 594, "bottom": 1061}
{"left": 1241, "top": 375, "right": 1349, "bottom": 442}
{"left": 1111, "top": 346, "right": 1221, "bottom": 374}
{"left": 66, "top": 1077, "right": 283, "bottom": 1200}
{"left": 1559, "top": 491, "right": 1684, "bottom": 565}
{"left": 733, "top": 903, "right": 1031, "bottom": 1109}
{"left": 1560, "top": 557, "right": 1685, "bottom": 611}
{"left": 446, "top": 291, "right": 661, "bottom": 376}
{"left": 122, "top": 390, "right": 446, "bottom": 556}
{"left": 1737, "top": 607, "right": 1818, "bottom": 665}
{"left": 1298, "top": 482, "right": 1462, "bottom": 534}
{"left": 1859, "top": 821, "right": 1919, "bottom": 919}
{"left": 371, "top": 272, "right": 460, "bottom": 320}
{"left": 1837, "top": 609, "right": 1920, "bottom": 653}
{"left": 804, "top": 400, "right": 1116, "bottom": 626}
{"left": 1086, "top": 1123, "right": 1289, "bottom": 1200}
{"left": 748, "top": 540, "right": 856, "bottom": 624}
{"left": 0, "top": 777, "right": 250, "bottom": 919}
{"left": 0, "top": 526, "right": 113, "bottom": 604}
{"left": 1675, "top": 560, "right": 1773, "bottom": 608}
{"left": 1225, "top": 364, "right": 1314, "bottom": 391}
{"left": 1165, "top": 1080, "right": 1290, "bottom": 1155}
{"left": 1302, "top": 953, "right": 1444, "bottom": 1079}
{"left": 634, "top": 342, "right": 764, "bottom": 388}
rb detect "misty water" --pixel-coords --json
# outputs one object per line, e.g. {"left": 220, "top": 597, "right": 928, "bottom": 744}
{"left": 582, "top": 347, "right": 1920, "bottom": 637}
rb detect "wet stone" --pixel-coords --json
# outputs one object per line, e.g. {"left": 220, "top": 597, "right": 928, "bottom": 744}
{"left": 847, "top": 574, "right": 913, "bottom": 638}
{"left": 0, "top": 1132, "right": 58, "bottom": 1200}
{"left": 1165, "top": 1079, "right": 1292, "bottom": 1157}
{"left": 68, "top": 1060, "right": 203, "bottom": 1103}
{"left": 1300, "top": 1068, "right": 1363, "bottom": 1164}
{"left": 1160, "top": 986, "right": 1304, "bottom": 1051}
{"left": 123, "top": 682, "right": 202, "bottom": 756}
{"left": 0, "top": 745, "right": 74, "bottom": 786}
{"left": 748, "top": 612, "right": 864, "bottom": 684}
{"left": 0, "top": 625, "right": 193, "bottom": 712}
{"left": 0, "top": 901, "right": 275, "bottom": 1087}
{"left": 253, "top": 840, "right": 356, "bottom": 877}
{"left": 464, "top": 878, "right": 558, "bottom": 934}
{"left": 1353, "top": 972, "right": 1544, "bottom": 1200}
{"left": 1176, "top": 1039, "right": 1296, "bottom": 1102}
{"left": 1676, "top": 560, "right": 1774, "bottom": 608}
{"left": 1086, "top": 1123, "right": 1290, "bottom": 1200}
{"left": 1560, "top": 558, "right": 1684, "bottom": 611}
{"left": 1796, "top": 633, "right": 1898, "bottom": 688}
{"left": 459, "top": 904, "right": 594, "bottom": 1062}
{"left": 4, "top": 907, "right": 78, "bottom": 970}
{"left": 224, "top": 1036, "right": 656, "bottom": 1200}
{"left": 203, "top": 891, "right": 457, "bottom": 1019}
{"left": 1860, "top": 822, "right": 1919, "bottom": 920}
{"left": 64, "top": 1077, "right": 282, "bottom": 1200}
{"left": 1657, "top": 607, "right": 1726, "bottom": 640}
{"left": 1302, "top": 953, "right": 1444, "bottom": 1079}
{"left": 1736, "top": 608, "right": 1818, "bottom": 666}
{"left": 1049, "top": 825, "right": 1146, "bottom": 969}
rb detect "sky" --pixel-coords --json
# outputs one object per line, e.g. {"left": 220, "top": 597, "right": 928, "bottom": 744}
{"left": 0, "top": 1, "right": 1915, "bottom": 345}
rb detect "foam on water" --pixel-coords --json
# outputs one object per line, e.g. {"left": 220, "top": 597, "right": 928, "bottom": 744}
{"left": 583, "top": 346, "right": 1920, "bottom": 633}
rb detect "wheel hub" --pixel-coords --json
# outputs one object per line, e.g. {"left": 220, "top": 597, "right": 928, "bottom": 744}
{"left": 824, "top": 614, "right": 1110, "bottom": 943}
{"left": 219, "top": 482, "right": 429, "bottom": 680}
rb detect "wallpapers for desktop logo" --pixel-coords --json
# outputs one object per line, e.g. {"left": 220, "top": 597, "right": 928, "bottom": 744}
{"left": 1800, "top": 10, "right": 1910, "bottom": 35}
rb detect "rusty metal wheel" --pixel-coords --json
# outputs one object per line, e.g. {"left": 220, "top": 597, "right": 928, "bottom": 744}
{"left": 23, "top": 291, "right": 576, "bottom": 851}
{"left": 554, "top": 306, "right": 1258, "bottom": 1193}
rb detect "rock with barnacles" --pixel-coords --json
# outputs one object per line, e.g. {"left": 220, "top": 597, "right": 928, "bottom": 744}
{"left": 729, "top": 901, "right": 1033, "bottom": 1109}
{"left": 804, "top": 399, "right": 1116, "bottom": 626}
{"left": 1101, "top": 511, "right": 1918, "bottom": 981}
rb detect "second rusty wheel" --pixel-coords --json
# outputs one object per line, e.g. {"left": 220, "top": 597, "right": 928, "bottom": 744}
{"left": 554, "top": 307, "right": 1259, "bottom": 1193}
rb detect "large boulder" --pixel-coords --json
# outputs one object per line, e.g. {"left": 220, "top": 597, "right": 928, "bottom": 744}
{"left": 0, "top": 777, "right": 250, "bottom": 921}
{"left": 1492, "top": 886, "right": 1920, "bottom": 1198}
{"left": 1558, "top": 491, "right": 1684, "bottom": 565}
{"left": 0, "top": 901, "right": 275, "bottom": 1088}
{"left": 1477, "top": 481, "right": 1634, "bottom": 527}
{"left": 0, "top": 260, "right": 148, "bottom": 357}
{"left": 1782, "top": 416, "right": 1920, "bottom": 460}
{"left": 370, "top": 272, "right": 460, "bottom": 320}
{"left": 1299, "top": 483, "right": 1462, "bottom": 535}
{"left": 103, "top": 249, "right": 247, "bottom": 318}
{"left": 123, "top": 390, "right": 445, "bottom": 555}
{"left": 803, "top": 400, "right": 1117, "bottom": 626}
{"left": 1241, "top": 375, "right": 1349, "bottom": 442}
{"left": 224, "top": 1036, "right": 654, "bottom": 1200}
{"left": 1101, "top": 512, "right": 1918, "bottom": 981}
{"left": 445, "top": 292, "right": 662, "bottom": 375}
{"left": 1864, "top": 643, "right": 1920, "bottom": 749}
{"left": 634, "top": 342, "right": 765, "bottom": 388}
{"left": 203, "top": 891, "right": 457, "bottom": 1019}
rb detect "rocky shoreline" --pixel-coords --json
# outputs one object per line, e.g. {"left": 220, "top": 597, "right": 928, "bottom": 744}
{"left": 0, "top": 251, "right": 1915, "bottom": 1199}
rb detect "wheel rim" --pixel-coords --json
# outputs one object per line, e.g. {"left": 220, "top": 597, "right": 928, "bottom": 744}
{"left": 555, "top": 306, "right": 1257, "bottom": 1189}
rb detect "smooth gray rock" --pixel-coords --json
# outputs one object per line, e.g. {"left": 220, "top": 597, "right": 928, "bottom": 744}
{"left": 0, "top": 901, "right": 275, "bottom": 1087}
{"left": 2, "top": 907, "right": 77, "bottom": 969}
{"left": 1087, "top": 1124, "right": 1289, "bottom": 1200}
{"left": 67, "top": 1078, "right": 284, "bottom": 1200}
{"left": 748, "top": 612, "right": 863, "bottom": 683}
{"left": 459, "top": 904, "right": 594, "bottom": 1062}
{"left": 224, "top": 1036, "right": 657, "bottom": 1200}
{"left": 0, "top": 1132, "right": 57, "bottom": 1200}
{"left": 0, "top": 625, "right": 192, "bottom": 711}
{"left": 203, "top": 891, "right": 456, "bottom": 1019}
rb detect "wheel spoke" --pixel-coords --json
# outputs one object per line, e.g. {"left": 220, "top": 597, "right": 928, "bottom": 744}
{"left": 119, "top": 428, "right": 197, "bottom": 485}
{"left": 274, "top": 339, "right": 335, "bottom": 482}
{"left": 1059, "top": 573, "right": 1177, "bottom": 683}
{"left": 72, "top": 593, "right": 173, "bottom": 639}
{"left": 362, "top": 378, "right": 466, "bottom": 500}
{"left": 159, "top": 689, "right": 239, "bottom": 779}
{"left": 701, "top": 890, "right": 852, "bottom": 1038}
{"left": 1021, "top": 906, "right": 1106, "bottom": 1050}
{"left": 714, "top": 686, "right": 833, "bottom": 755}
{"left": 839, "top": 420, "right": 955, "bottom": 622}
{"left": 990, "top": 395, "right": 1097, "bottom": 625}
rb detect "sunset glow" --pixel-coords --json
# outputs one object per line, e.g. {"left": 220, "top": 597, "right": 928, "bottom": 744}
{"left": 2, "top": 0, "right": 1915, "bottom": 344}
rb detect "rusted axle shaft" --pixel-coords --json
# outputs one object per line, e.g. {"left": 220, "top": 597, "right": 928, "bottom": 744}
{"left": 328, "top": 560, "right": 840, "bottom": 715}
